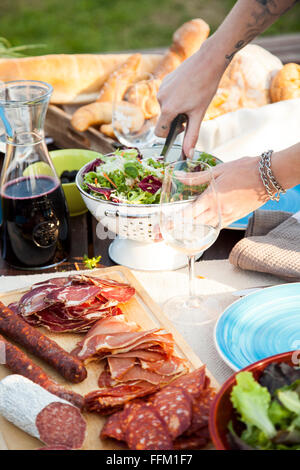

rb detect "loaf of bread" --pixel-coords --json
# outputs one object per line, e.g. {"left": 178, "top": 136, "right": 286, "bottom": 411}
{"left": 71, "top": 100, "right": 144, "bottom": 133}
{"left": 71, "top": 54, "right": 144, "bottom": 131}
{"left": 99, "top": 124, "right": 116, "bottom": 138}
{"left": 204, "top": 44, "right": 283, "bottom": 120}
{"left": 270, "top": 63, "right": 300, "bottom": 102}
{"left": 126, "top": 18, "right": 210, "bottom": 119}
{"left": 0, "top": 53, "right": 162, "bottom": 104}
{"left": 96, "top": 53, "right": 142, "bottom": 103}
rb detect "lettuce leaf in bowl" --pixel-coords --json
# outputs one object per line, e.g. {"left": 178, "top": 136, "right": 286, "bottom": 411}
{"left": 230, "top": 371, "right": 276, "bottom": 439}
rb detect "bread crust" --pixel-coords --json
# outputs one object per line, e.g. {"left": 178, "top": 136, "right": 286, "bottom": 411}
{"left": 270, "top": 62, "right": 300, "bottom": 102}
{"left": 0, "top": 53, "right": 162, "bottom": 104}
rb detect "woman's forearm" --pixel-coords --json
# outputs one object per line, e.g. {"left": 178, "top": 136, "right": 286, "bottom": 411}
{"left": 211, "top": 0, "right": 297, "bottom": 65}
{"left": 272, "top": 142, "right": 300, "bottom": 190}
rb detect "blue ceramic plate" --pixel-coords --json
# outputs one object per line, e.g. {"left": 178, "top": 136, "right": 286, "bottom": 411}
{"left": 215, "top": 283, "right": 300, "bottom": 371}
{"left": 229, "top": 185, "right": 300, "bottom": 230}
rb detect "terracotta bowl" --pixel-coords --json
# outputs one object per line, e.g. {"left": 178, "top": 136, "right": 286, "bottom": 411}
{"left": 209, "top": 351, "right": 297, "bottom": 450}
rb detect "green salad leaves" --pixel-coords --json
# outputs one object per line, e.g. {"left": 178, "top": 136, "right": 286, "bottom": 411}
{"left": 229, "top": 366, "right": 300, "bottom": 450}
{"left": 81, "top": 147, "right": 217, "bottom": 205}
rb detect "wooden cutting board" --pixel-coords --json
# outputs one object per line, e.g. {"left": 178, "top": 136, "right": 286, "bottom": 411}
{"left": 0, "top": 266, "right": 218, "bottom": 450}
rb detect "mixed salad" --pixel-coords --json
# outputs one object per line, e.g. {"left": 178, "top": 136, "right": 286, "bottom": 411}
{"left": 81, "top": 147, "right": 217, "bottom": 205}
{"left": 229, "top": 362, "right": 300, "bottom": 450}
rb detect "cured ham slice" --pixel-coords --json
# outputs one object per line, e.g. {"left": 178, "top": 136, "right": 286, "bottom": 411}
{"left": 77, "top": 315, "right": 190, "bottom": 413}
{"left": 75, "top": 329, "right": 162, "bottom": 361}
{"left": 108, "top": 357, "right": 136, "bottom": 380}
{"left": 10, "top": 276, "right": 135, "bottom": 333}
{"left": 46, "top": 285, "right": 102, "bottom": 307}
{"left": 140, "top": 355, "right": 188, "bottom": 376}
{"left": 114, "top": 365, "right": 177, "bottom": 385}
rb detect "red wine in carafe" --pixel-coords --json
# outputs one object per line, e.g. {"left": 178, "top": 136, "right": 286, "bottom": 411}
{"left": 1, "top": 175, "right": 70, "bottom": 269}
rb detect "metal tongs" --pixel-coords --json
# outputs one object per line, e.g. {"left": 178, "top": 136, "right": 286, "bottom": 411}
{"left": 160, "top": 113, "right": 188, "bottom": 163}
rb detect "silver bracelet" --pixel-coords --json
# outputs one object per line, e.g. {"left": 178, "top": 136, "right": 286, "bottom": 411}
{"left": 258, "top": 150, "right": 286, "bottom": 202}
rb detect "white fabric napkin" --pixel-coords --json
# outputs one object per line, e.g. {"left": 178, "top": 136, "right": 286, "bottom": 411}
{"left": 195, "top": 98, "right": 300, "bottom": 162}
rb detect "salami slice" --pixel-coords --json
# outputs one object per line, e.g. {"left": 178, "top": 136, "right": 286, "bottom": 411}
{"left": 151, "top": 386, "right": 192, "bottom": 439}
{"left": 100, "top": 410, "right": 126, "bottom": 442}
{"left": 85, "top": 381, "right": 159, "bottom": 415}
{"left": 185, "top": 387, "right": 216, "bottom": 436}
{"left": 0, "top": 375, "right": 86, "bottom": 449}
{"left": 125, "top": 403, "right": 173, "bottom": 450}
{"left": 36, "top": 402, "right": 86, "bottom": 449}
{"left": 170, "top": 366, "right": 206, "bottom": 397}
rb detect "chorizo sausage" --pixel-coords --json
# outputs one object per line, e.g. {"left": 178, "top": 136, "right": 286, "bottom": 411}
{"left": 0, "top": 302, "right": 87, "bottom": 383}
{"left": 0, "top": 333, "right": 84, "bottom": 409}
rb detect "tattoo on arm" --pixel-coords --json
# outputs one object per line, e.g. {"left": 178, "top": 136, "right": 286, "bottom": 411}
{"left": 225, "top": 0, "right": 299, "bottom": 63}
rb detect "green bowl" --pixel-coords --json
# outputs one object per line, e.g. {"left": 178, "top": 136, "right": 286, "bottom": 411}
{"left": 50, "top": 149, "right": 102, "bottom": 216}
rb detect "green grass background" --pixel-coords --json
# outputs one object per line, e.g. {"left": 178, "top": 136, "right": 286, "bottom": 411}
{"left": 1, "top": 0, "right": 300, "bottom": 55}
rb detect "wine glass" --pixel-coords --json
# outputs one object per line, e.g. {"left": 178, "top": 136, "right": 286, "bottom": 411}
{"left": 160, "top": 160, "right": 221, "bottom": 325}
{"left": 112, "top": 74, "right": 159, "bottom": 148}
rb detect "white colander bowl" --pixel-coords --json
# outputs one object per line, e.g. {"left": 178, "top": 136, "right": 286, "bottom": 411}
{"left": 76, "top": 145, "right": 218, "bottom": 270}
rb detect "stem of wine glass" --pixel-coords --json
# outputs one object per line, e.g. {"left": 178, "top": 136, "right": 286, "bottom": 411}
{"left": 188, "top": 255, "right": 196, "bottom": 298}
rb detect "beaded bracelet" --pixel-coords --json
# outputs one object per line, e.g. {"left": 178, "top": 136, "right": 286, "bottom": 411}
{"left": 258, "top": 150, "right": 286, "bottom": 202}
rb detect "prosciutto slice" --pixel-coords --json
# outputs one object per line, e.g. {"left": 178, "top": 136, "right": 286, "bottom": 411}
{"left": 11, "top": 276, "right": 135, "bottom": 333}
{"left": 74, "top": 315, "right": 190, "bottom": 413}
{"left": 108, "top": 357, "right": 136, "bottom": 380}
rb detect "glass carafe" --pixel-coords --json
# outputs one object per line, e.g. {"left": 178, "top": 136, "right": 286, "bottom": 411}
{"left": 0, "top": 80, "right": 70, "bottom": 269}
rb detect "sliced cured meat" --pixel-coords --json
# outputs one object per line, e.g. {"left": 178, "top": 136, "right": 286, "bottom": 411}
{"left": 184, "top": 387, "right": 216, "bottom": 436}
{"left": 13, "top": 276, "right": 135, "bottom": 334}
{"left": 108, "top": 357, "right": 136, "bottom": 380}
{"left": 18, "top": 285, "right": 57, "bottom": 316}
{"left": 75, "top": 329, "right": 161, "bottom": 361}
{"left": 0, "top": 375, "right": 86, "bottom": 449}
{"left": 34, "top": 277, "right": 72, "bottom": 287}
{"left": 36, "top": 402, "right": 86, "bottom": 449}
{"left": 46, "top": 285, "right": 102, "bottom": 307}
{"left": 100, "top": 410, "right": 126, "bottom": 441}
{"left": 98, "top": 370, "right": 118, "bottom": 388}
{"left": 125, "top": 403, "right": 173, "bottom": 450}
{"left": 151, "top": 386, "right": 192, "bottom": 439}
{"left": 106, "top": 349, "right": 166, "bottom": 362}
{"left": 80, "top": 315, "right": 139, "bottom": 338}
{"left": 140, "top": 355, "right": 188, "bottom": 376}
{"left": 116, "top": 364, "right": 178, "bottom": 385}
{"left": 32, "top": 306, "right": 122, "bottom": 334}
{"left": 85, "top": 382, "right": 159, "bottom": 415}
{"left": 87, "top": 277, "right": 135, "bottom": 302}
{"left": 170, "top": 366, "right": 206, "bottom": 397}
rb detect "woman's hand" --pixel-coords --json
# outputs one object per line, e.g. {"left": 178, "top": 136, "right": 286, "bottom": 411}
{"left": 155, "top": 39, "right": 225, "bottom": 158}
{"left": 182, "top": 157, "right": 269, "bottom": 228}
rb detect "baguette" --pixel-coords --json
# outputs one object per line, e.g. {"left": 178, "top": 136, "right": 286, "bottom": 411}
{"left": 71, "top": 54, "right": 143, "bottom": 131}
{"left": 0, "top": 53, "right": 162, "bottom": 104}
{"left": 126, "top": 18, "right": 210, "bottom": 119}
{"left": 71, "top": 100, "right": 144, "bottom": 133}
{"left": 71, "top": 102, "right": 114, "bottom": 132}
{"left": 99, "top": 124, "right": 116, "bottom": 139}
{"left": 97, "top": 53, "right": 142, "bottom": 102}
